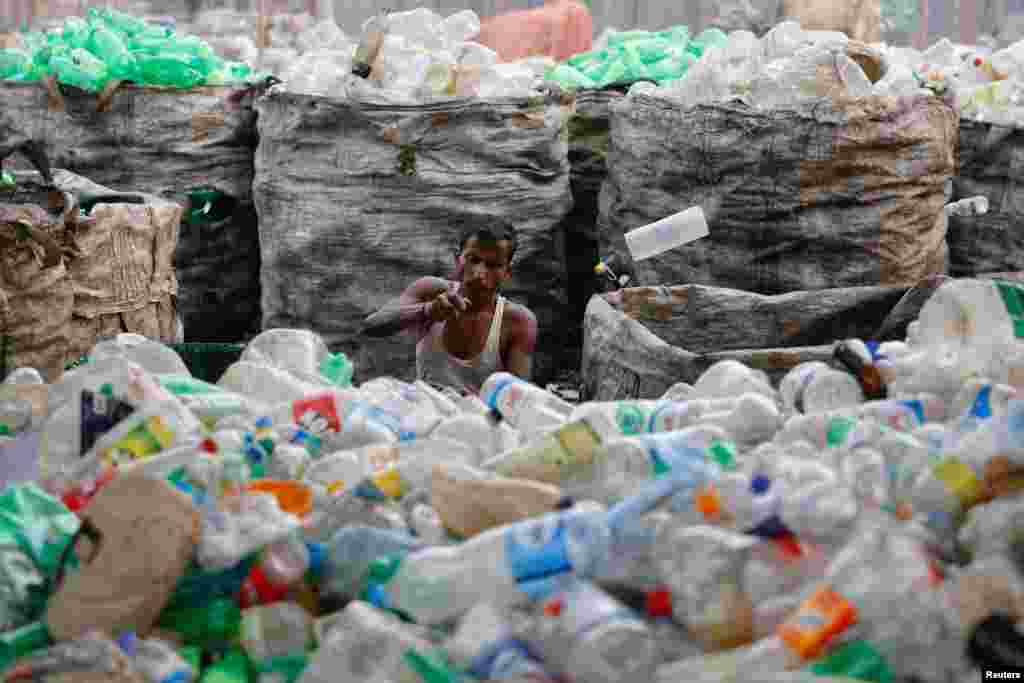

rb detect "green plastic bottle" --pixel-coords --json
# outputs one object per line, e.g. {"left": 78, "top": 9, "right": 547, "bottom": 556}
{"left": 688, "top": 27, "right": 728, "bottom": 59}
{"left": 200, "top": 646, "right": 250, "bottom": 683}
{"left": 97, "top": 7, "right": 149, "bottom": 37}
{"left": 158, "top": 597, "right": 242, "bottom": 646}
{"left": 0, "top": 621, "right": 53, "bottom": 673}
{"left": 52, "top": 48, "right": 109, "bottom": 92}
{"left": 0, "top": 49, "right": 30, "bottom": 80}
{"left": 634, "top": 38, "right": 671, "bottom": 64}
{"left": 61, "top": 17, "right": 91, "bottom": 49}
{"left": 136, "top": 53, "right": 204, "bottom": 88}
{"left": 87, "top": 24, "right": 137, "bottom": 79}
{"left": 546, "top": 63, "right": 595, "bottom": 90}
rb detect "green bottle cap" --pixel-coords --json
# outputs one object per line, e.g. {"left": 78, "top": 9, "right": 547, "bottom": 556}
{"left": 708, "top": 440, "right": 737, "bottom": 470}
{"left": 366, "top": 555, "right": 403, "bottom": 585}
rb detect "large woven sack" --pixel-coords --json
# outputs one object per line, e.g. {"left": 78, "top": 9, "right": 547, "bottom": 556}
{"left": 948, "top": 119, "right": 1024, "bottom": 276}
{"left": 0, "top": 80, "right": 266, "bottom": 342}
{"left": 0, "top": 178, "right": 74, "bottom": 382}
{"left": 581, "top": 279, "right": 947, "bottom": 401}
{"left": 49, "top": 170, "right": 182, "bottom": 360}
{"left": 598, "top": 93, "right": 957, "bottom": 294}
{"left": 254, "top": 87, "right": 573, "bottom": 386}
{"left": 562, "top": 87, "right": 624, "bottom": 360}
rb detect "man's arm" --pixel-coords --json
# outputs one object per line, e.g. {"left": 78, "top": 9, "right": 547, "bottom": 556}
{"left": 361, "top": 277, "right": 450, "bottom": 339}
{"left": 505, "top": 307, "right": 539, "bottom": 381}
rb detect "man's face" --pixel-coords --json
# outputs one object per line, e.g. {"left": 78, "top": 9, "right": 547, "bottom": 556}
{"left": 459, "top": 237, "right": 513, "bottom": 295}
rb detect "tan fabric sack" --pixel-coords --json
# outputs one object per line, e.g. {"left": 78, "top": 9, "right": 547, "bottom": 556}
{"left": 431, "top": 464, "right": 564, "bottom": 539}
{"left": 45, "top": 472, "right": 199, "bottom": 641}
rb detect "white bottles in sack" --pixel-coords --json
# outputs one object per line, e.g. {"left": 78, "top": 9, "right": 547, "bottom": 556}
{"left": 480, "top": 372, "right": 574, "bottom": 431}
{"left": 530, "top": 579, "right": 658, "bottom": 683}
{"left": 117, "top": 633, "right": 195, "bottom": 683}
{"left": 241, "top": 602, "right": 313, "bottom": 663}
{"left": 779, "top": 362, "right": 865, "bottom": 416}
{"left": 693, "top": 360, "right": 777, "bottom": 401}
{"left": 447, "top": 603, "right": 553, "bottom": 681}
{"left": 625, "top": 206, "right": 709, "bottom": 262}
{"left": 298, "top": 601, "right": 434, "bottom": 683}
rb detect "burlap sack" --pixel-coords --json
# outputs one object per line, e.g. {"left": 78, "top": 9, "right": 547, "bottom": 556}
{"left": 49, "top": 170, "right": 182, "bottom": 361}
{"left": 0, "top": 183, "right": 74, "bottom": 382}
{"left": 46, "top": 472, "right": 199, "bottom": 641}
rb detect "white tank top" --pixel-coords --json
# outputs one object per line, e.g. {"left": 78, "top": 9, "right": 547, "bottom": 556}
{"left": 416, "top": 285, "right": 506, "bottom": 396}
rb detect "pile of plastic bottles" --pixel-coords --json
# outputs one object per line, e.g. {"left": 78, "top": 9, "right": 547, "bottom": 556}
{"left": 0, "top": 7, "right": 268, "bottom": 93}
{"left": 545, "top": 26, "right": 728, "bottom": 90}
{"left": 625, "top": 19, "right": 1024, "bottom": 125}
{"left": 2, "top": 277, "right": 1024, "bottom": 682}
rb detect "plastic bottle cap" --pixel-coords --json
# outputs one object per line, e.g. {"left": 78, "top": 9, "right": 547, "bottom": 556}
{"left": 305, "top": 542, "right": 325, "bottom": 580}
{"left": 555, "top": 496, "right": 575, "bottom": 510}
{"left": 646, "top": 588, "right": 673, "bottom": 618}
{"left": 709, "top": 441, "right": 737, "bottom": 470}
{"left": 695, "top": 485, "right": 722, "bottom": 520}
{"left": 751, "top": 475, "right": 772, "bottom": 495}
{"left": 200, "top": 438, "right": 218, "bottom": 454}
{"left": 975, "top": 56, "right": 984, "bottom": 66}
{"left": 543, "top": 599, "right": 564, "bottom": 617}
{"left": 367, "top": 555, "right": 403, "bottom": 585}
{"left": 116, "top": 631, "right": 138, "bottom": 656}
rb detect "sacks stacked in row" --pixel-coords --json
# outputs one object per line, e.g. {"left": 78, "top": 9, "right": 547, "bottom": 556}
{"left": 2, "top": 277, "right": 1024, "bottom": 681}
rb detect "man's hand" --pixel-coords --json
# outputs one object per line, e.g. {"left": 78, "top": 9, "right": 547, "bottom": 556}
{"left": 427, "top": 290, "right": 470, "bottom": 324}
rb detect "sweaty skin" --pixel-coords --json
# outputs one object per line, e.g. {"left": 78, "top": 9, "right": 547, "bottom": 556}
{"left": 362, "top": 238, "right": 538, "bottom": 382}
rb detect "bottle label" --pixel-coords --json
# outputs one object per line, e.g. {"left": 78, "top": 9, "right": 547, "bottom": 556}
{"left": 825, "top": 416, "right": 856, "bottom": 449}
{"left": 777, "top": 586, "right": 857, "bottom": 661}
{"left": 504, "top": 512, "right": 602, "bottom": 601}
{"left": 101, "top": 415, "right": 175, "bottom": 464}
{"left": 996, "top": 281, "right": 1024, "bottom": 339}
{"left": 647, "top": 400, "right": 693, "bottom": 433}
{"left": 933, "top": 458, "right": 982, "bottom": 507}
{"left": 969, "top": 385, "right": 993, "bottom": 419}
{"left": 293, "top": 394, "right": 341, "bottom": 434}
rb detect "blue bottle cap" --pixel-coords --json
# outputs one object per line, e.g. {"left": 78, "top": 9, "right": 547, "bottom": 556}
{"left": 255, "top": 416, "right": 272, "bottom": 429}
{"left": 750, "top": 475, "right": 772, "bottom": 495}
{"left": 305, "top": 541, "right": 325, "bottom": 580}
{"left": 116, "top": 631, "right": 137, "bottom": 656}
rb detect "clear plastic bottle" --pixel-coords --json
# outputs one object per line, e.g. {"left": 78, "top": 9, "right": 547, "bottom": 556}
{"left": 480, "top": 372, "right": 575, "bottom": 430}
{"left": 530, "top": 578, "right": 658, "bottom": 683}
{"left": 240, "top": 602, "right": 312, "bottom": 663}
{"left": 448, "top": 603, "right": 553, "bottom": 680}
{"left": 117, "top": 633, "right": 195, "bottom": 683}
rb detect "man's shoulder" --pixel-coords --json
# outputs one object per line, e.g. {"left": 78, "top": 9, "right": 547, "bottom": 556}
{"left": 501, "top": 300, "right": 538, "bottom": 344}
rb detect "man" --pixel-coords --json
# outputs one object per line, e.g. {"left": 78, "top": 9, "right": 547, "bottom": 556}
{"left": 361, "top": 223, "right": 538, "bottom": 395}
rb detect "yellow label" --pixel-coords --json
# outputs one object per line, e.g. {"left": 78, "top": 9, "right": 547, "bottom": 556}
{"left": 934, "top": 458, "right": 982, "bottom": 506}
{"left": 327, "top": 480, "right": 346, "bottom": 495}
{"left": 372, "top": 469, "right": 405, "bottom": 499}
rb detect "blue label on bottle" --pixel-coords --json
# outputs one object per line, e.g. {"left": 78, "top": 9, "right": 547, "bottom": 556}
{"left": 485, "top": 376, "right": 520, "bottom": 412}
{"left": 969, "top": 385, "right": 993, "bottom": 419}
{"left": 900, "top": 400, "right": 927, "bottom": 425}
{"left": 504, "top": 514, "right": 573, "bottom": 597}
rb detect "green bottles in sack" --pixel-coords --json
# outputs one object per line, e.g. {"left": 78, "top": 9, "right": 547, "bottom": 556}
{"left": 0, "top": 7, "right": 262, "bottom": 88}
{"left": 548, "top": 23, "right": 710, "bottom": 90}
{"left": 51, "top": 48, "right": 109, "bottom": 93}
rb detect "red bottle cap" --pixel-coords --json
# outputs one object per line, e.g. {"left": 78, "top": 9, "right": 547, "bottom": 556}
{"left": 201, "top": 438, "right": 219, "bottom": 454}
{"left": 543, "top": 599, "right": 564, "bottom": 617}
{"left": 975, "top": 56, "right": 984, "bottom": 67}
{"left": 646, "top": 588, "right": 673, "bottom": 618}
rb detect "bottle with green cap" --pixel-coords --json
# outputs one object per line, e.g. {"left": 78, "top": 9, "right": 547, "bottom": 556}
{"left": 136, "top": 54, "right": 204, "bottom": 89}
{"left": 0, "top": 48, "right": 31, "bottom": 80}
{"left": 51, "top": 48, "right": 109, "bottom": 92}
{"left": 86, "top": 24, "right": 136, "bottom": 80}
{"left": 199, "top": 645, "right": 249, "bottom": 683}
{"left": 0, "top": 620, "right": 53, "bottom": 673}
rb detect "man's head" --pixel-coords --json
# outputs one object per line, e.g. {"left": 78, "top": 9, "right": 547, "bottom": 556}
{"left": 455, "top": 222, "right": 517, "bottom": 296}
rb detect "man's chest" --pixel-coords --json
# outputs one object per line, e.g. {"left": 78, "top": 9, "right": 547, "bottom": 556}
{"left": 442, "top": 312, "right": 510, "bottom": 359}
